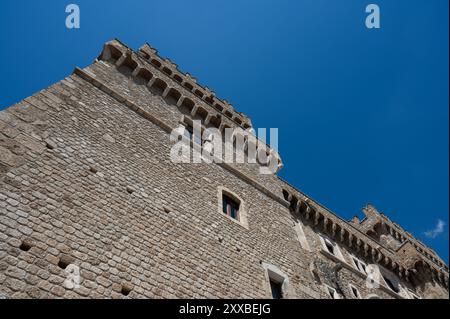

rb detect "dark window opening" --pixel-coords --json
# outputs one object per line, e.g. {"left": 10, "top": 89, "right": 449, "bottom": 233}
{"left": 360, "top": 263, "right": 366, "bottom": 273}
{"left": 222, "top": 194, "right": 240, "bottom": 221}
{"left": 352, "top": 257, "right": 367, "bottom": 274}
{"left": 325, "top": 240, "right": 335, "bottom": 255}
{"left": 269, "top": 279, "right": 283, "bottom": 299}
{"left": 351, "top": 286, "right": 360, "bottom": 298}
{"left": 384, "top": 276, "right": 400, "bottom": 293}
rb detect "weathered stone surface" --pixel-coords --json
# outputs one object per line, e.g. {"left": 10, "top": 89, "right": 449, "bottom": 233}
{"left": 0, "top": 39, "right": 447, "bottom": 300}
{"left": 0, "top": 146, "right": 24, "bottom": 167}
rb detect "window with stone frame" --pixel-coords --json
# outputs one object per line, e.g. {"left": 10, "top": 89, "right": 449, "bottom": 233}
{"left": 350, "top": 255, "right": 368, "bottom": 275}
{"left": 217, "top": 187, "right": 248, "bottom": 229}
{"left": 382, "top": 274, "right": 400, "bottom": 293}
{"left": 378, "top": 267, "right": 408, "bottom": 297}
{"left": 269, "top": 277, "right": 283, "bottom": 299}
{"left": 262, "top": 262, "right": 289, "bottom": 299}
{"left": 319, "top": 234, "right": 344, "bottom": 260}
{"left": 222, "top": 193, "right": 240, "bottom": 221}
{"left": 349, "top": 284, "right": 361, "bottom": 299}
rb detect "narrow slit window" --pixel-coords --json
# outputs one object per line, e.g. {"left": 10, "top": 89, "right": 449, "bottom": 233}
{"left": 325, "top": 240, "right": 335, "bottom": 255}
{"left": 350, "top": 285, "right": 361, "bottom": 299}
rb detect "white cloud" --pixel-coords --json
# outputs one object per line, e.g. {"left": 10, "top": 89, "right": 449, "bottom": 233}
{"left": 424, "top": 219, "right": 446, "bottom": 239}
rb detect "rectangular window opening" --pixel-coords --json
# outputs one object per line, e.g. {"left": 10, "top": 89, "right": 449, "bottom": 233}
{"left": 269, "top": 278, "right": 283, "bottom": 299}
{"left": 222, "top": 194, "right": 240, "bottom": 221}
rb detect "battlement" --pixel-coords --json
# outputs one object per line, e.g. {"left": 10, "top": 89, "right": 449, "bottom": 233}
{"left": 0, "top": 38, "right": 447, "bottom": 299}
{"left": 97, "top": 39, "right": 283, "bottom": 174}
{"left": 357, "top": 204, "right": 448, "bottom": 272}
{"left": 282, "top": 188, "right": 449, "bottom": 288}
{"left": 104, "top": 39, "right": 252, "bottom": 130}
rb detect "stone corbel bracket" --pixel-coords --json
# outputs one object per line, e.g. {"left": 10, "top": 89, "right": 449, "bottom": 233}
{"left": 282, "top": 189, "right": 449, "bottom": 288}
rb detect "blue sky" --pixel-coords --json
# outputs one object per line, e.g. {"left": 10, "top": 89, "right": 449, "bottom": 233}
{"left": 0, "top": 0, "right": 448, "bottom": 262}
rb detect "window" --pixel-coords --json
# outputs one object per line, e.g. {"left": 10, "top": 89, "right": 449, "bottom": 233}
{"left": 350, "top": 255, "right": 367, "bottom": 275}
{"left": 222, "top": 194, "right": 240, "bottom": 221}
{"left": 319, "top": 235, "right": 344, "bottom": 260}
{"left": 262, "top": 262, "right": 289, "bottom": 299}
{"left": 349, "top": 284, "right": 361, "bottom": 299}
{"left": 269, "top": 278, "right": 283, "bottom": 299}
{"left": 217, "top": 187, "right": 248, "bottom": 228}
{"left": 373, "top": 266, "right": 408, "bottom": 298}
{"left": 383, "top": 275, "right": 400, "bottom": 293}
{"left": 325, "top": 240, "right": 335, "bottom": 255}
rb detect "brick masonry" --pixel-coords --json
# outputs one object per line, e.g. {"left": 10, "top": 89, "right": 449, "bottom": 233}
{"left": 0, "top": 39, "right": 448, "bottom": 299}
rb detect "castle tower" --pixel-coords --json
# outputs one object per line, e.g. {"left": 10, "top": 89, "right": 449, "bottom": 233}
{"left": 0, "top": 40, "right": 448, "bottom": 299}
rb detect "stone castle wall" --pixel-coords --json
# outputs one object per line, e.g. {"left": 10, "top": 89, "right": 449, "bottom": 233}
{"left": 0, "top": 40, "right": 448, "bottom": 299}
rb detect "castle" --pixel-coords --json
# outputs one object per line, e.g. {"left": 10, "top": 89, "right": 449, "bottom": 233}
{"left": 0, "top": 39, "right": 448, "bottom": 299}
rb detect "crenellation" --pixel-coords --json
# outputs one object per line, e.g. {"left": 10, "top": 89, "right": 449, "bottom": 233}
{"left": 0, "top": 39, "right": 447, "bottom": 299}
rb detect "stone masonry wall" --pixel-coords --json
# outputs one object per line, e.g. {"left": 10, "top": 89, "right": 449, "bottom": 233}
{"left": 0, "top": 42, "right": 448, "bottom": 299}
